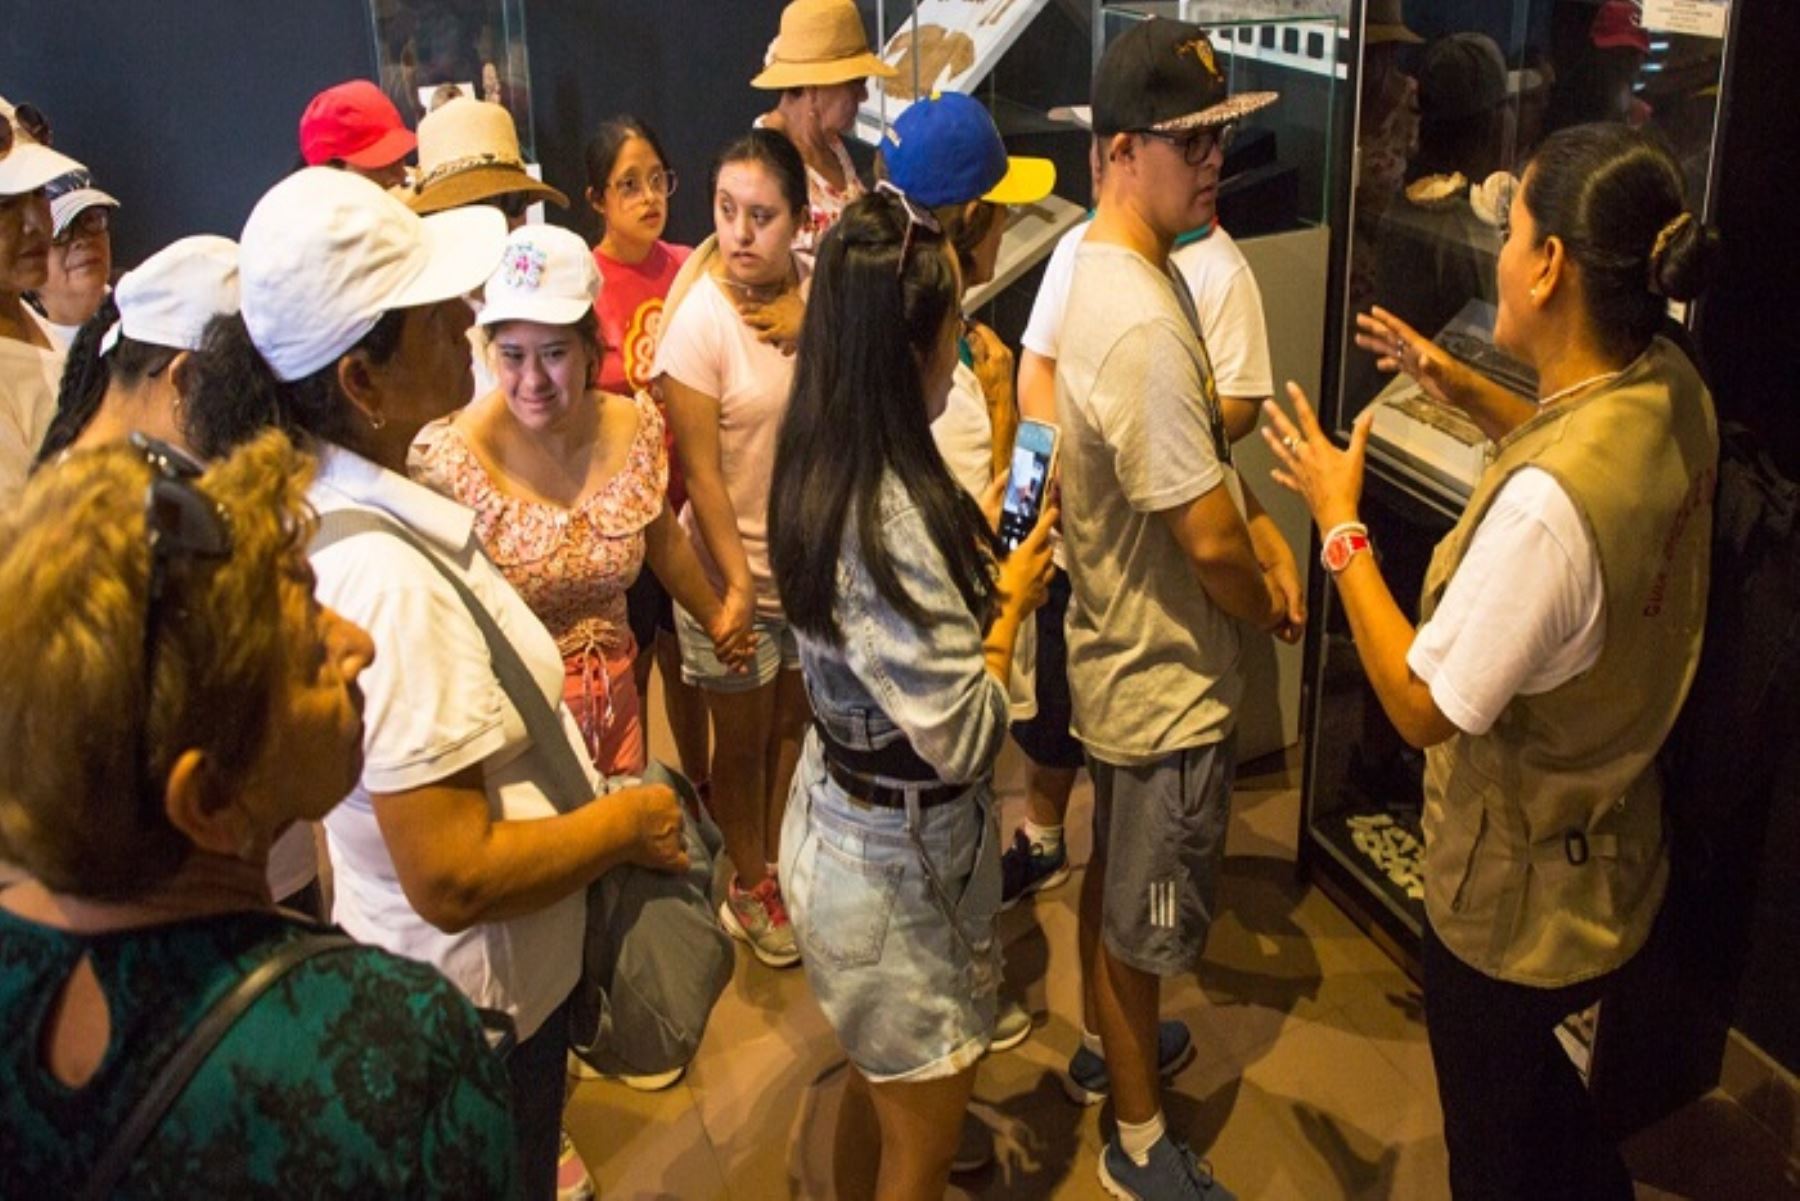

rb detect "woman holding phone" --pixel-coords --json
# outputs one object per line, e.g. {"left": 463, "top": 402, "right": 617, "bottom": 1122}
{"left": 769, "top": 190, "right": 1056, "bottom": 1199}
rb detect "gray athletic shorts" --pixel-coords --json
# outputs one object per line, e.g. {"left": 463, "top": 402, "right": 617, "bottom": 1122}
{"left": 1089, "top": 732, "right": 1238, "bottom": 977}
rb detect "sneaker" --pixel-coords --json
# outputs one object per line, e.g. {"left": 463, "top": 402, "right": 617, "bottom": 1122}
{"left": 718, "top": 875, "right": 801, "bottom": 969}
{"left": 999, "top": 828, "right": 1071, "bottom": 909}
{"left": 1098, "top": 1135, "right": 1235, "bottom": 1200}
{"left": 1062, "top": 1020, "right": 1197, "bottom": 1106}
{"left": 988, "top": 996, "right": 1033, "bottom": 1054}
{"left": 557, "top": 1130, "right": 597, "bottom": 1201}
{"left": 949, "top": 1112, "right": 994, "bottom": 1174}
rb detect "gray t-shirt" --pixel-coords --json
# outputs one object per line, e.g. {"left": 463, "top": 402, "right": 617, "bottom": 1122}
{"left": 1053, "top": 240, "right": 1244, "bottom": 765}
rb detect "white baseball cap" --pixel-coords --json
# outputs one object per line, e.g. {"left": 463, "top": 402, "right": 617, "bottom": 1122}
{"left": 101, "top": 235, "right": 240, "bottom": 357}
{"left": 239, "top": 167, "right": 507, "bottom": 381}
{"left": 0, "top": 95, "right": 84, "bottom": 196}
{"left": 47, "top": 172, "right": 121, "bottom": 239}
{"left": 478, "top": 224, "right": 600, "bottom": 328}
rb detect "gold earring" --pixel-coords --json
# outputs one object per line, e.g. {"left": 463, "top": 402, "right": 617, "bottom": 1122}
{"left": 368, "top": 409, "right": 387, "bottom": 431}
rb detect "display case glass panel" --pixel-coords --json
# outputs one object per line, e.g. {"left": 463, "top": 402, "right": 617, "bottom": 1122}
{"left": 365, "top": 0, "right": 535, "bottom": 157}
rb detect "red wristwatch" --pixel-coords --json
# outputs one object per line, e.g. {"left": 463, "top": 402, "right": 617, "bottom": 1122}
{"left": 1320, "top": 522, "right": 1372, "bottom": 575}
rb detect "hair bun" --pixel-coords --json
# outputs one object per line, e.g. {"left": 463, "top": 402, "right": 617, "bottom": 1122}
{"left": 1649, "top": 210, "right": 1719, "bottom": 303}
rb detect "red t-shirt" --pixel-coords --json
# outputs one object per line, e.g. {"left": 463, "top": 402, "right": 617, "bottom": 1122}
{"left": 594, "top": 239, "right": 692, "bottom": 509}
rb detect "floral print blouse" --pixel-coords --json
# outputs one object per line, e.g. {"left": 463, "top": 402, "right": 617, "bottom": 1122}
{"left": 412, "top": 391, "right": 668, "bottom": 660}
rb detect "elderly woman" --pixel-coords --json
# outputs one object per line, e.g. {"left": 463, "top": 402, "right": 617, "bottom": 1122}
{"left": 0, "top": 97, "right": 83, "bottom": 507}
{"left": 752, "top": 0, "right": 897, "bottom": 258}
{"left": 186, "top": 168, "right": 688, "bottom": 1201}
{"left": 1264, "top": 123, "right": 1719, "bottom": 1200}
{"left": 30, "top": 168, "right": 119, "bottom": 347}
{"left": 0, "top": 431, "right": 516, "bottom": 1195}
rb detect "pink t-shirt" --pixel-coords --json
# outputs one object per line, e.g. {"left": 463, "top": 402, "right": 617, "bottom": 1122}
{"left": 652, "top": 272, "right": 798, "bottom": 619}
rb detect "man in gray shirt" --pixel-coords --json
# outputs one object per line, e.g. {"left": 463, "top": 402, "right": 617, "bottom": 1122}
{"left": 1055, "top": 19, "right": 1303, "bottom": 1199}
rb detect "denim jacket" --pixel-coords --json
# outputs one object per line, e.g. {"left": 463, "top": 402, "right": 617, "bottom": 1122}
{"left": 798, "top": 474, "right": 1010, "bottom": 787}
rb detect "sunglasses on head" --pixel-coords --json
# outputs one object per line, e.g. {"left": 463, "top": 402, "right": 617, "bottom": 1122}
{"left": 130, "top": 433, "right": 233, "bottom": 820}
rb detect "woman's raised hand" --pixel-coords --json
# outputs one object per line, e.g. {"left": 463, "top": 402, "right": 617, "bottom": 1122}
{"left": 1262, "top": 381, "right": 1372, "bottom": 533}
{"left": 1354, "top": 306, "right": 1472, "bottom": 412}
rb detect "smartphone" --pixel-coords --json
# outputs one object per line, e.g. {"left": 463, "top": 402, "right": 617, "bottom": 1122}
{"left": 999, "top": 419, "right": 1060, "bottom": 553}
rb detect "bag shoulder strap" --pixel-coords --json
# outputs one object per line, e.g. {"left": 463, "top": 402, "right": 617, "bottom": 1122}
{"left": 80, "top": 933, "right": 357, "bottom": 1201}
{"left": 309, "top": 507, "right": 594, "bottom": 812}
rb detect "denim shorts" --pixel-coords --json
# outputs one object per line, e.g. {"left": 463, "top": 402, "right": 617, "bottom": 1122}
{"left": 673, "top": 604, "right": 802, "bottom": 692}
{"left": 778, "top": 733, "right": 1002, "bottom": 1083}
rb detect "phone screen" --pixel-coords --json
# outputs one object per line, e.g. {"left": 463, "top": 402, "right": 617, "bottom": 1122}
{"left": 1000, "top": 420, "right": 1058, "bottom": 552}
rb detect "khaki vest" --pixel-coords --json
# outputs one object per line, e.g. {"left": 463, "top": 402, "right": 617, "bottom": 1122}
{"left": 1419, "top": 337, "right": 1717, "bottom": 986}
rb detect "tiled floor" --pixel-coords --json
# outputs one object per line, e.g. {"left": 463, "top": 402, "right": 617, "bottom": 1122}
{"left": 570, "top": 694, "right": 1800, "bottom": 1199}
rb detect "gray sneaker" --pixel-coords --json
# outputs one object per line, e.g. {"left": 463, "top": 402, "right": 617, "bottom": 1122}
{"left": 1098, "top": 1135, "right": 1235, "bottom": 1200}
{"left": 719, "top": 875, "right": 800, "bottom": 968}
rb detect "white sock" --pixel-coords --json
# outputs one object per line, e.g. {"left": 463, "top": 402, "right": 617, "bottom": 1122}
{"left": 1024, "top": 819, "right": 1064, "bottom": 854}
{"left": 1118, "top": 1111, "right": 1166, "bottom": 1167}
{"left": 1082, "top": 1027, "right": 1105, "bottom": 1056}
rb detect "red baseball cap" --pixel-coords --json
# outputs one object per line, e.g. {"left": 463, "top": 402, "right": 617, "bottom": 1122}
{"left": 1591, "top": 1, "right": 1650, "bottom": 53}
{"left": 299, "top": 80, "right": 416, "bottom": 169}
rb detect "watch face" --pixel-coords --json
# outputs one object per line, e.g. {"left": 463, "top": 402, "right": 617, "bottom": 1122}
{"left": 1324, "top": 538, "right": 1350, "bottom": 572}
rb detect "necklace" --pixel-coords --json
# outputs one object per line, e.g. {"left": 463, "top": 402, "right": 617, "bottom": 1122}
{"left": 1538, "top": 368, "right": 1625, "bottom": 407}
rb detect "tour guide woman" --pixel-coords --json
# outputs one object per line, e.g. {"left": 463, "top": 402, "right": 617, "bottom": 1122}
{"left": 1263, "top": 122, "right": 1719, "bottom": 1200}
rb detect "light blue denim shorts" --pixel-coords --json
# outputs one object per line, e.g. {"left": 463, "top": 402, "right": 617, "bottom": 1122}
{"left": 673, "top": 604, "right": 801, "bottom": 693}
{"left": 777, "top": 733, "right": 1002, "bottom": 1084}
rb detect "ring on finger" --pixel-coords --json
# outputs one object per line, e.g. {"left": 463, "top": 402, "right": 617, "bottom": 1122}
{"left": 1281, "top": 434, "right": 1302, "bottom": 453}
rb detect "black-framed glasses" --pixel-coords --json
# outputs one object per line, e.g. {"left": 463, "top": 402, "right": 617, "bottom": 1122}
{"left": 54, "top": 206, "right": 110, "bottom": 245}
{"left": 1136, "top": 122, "right": 1236, "bottom": 165}
{"left": 131, "top": 433, "right": 233, "bottom": 818}
{"left": 875, "top": 180, "right": 943, "bottom": 279}
{"left": 608, "top": 168, "right": 677, "bottom": 203}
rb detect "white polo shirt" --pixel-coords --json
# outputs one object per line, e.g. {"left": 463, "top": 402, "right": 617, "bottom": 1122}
{"left": 307, "top": 443, "right": 587, "bottom": 1042}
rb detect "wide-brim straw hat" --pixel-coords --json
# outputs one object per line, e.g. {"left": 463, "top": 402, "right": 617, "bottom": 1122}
{"left": 1365, "top": 0, "right": 1424, "bottom": 46}
{"left": 404, "top": 96, "right": 566, "bottom": 215}
{"left": 751, "top": 0, "right": 899, "bottom": 90}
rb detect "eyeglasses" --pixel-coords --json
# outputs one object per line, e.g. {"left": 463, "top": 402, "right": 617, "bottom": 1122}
{"left": 131, "top": 433, "right": 233, "bottom": 819}
{"left": 608, "top": 169, "right": 677, "bottom": 203}
{"left": 54, "top": 207, "right": 110, "bottom": 245}
{"left": 1135, "top": 122, "right": 1236, "bottom": 166}
{"left": 875, "top": 180, "right": 943, "bottom": 279}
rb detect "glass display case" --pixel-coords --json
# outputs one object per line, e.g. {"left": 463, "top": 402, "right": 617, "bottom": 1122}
{"left": 1301, "top": 0, "right": 1739, "bottom": 958}
{"left": 365, "top": 0, "right": 536, "bottom": 156}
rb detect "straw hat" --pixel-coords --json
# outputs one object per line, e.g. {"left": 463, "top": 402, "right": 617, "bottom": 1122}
{"left": 405, "top": 96, "right": 566, "bottom": 215}
{"left": 751, "top": 0, "right": 898, "bottom": 90}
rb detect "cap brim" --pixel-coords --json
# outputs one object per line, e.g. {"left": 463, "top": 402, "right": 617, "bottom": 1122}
{"left": 1047, "top": 104, "right": 1093, "bottom": 131}
{"left": 751, "top": 52, "right": 897, "bottom": 89}
{"left": 389, "top": 206, "right": 510, "bottom": 310}
{"left": 983, "top": 155, "right": 1056, "bottom": 206}
{"left": 406, "top": 167, "right": 568, "bottom": 215}
{"left": 343, "top": 126, "right": 417, "bottom": 169}
{"left": 50, "top": 187, "right": 121, "bottom": 237}
{"left": 477, "top": 296, "right": 594, "bottom": 328}
{"left": 0, "top": 141, "right": 86, "bottom": 196}
{"left": 1152, "top": 91, "right": 1280, "bottom": 132}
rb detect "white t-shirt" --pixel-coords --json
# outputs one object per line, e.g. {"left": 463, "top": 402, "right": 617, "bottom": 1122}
{"left": 929, "top": 358, "right": 1038, "bottom": 721}
{"left": 653, "top": 272, "right": 798, "bottom": 618}
{"left": 0, "top": 308, "right": 64, "bottom": 511}
{"left": 307, "top": 444, "right": 587, "bottom": 1042}
{"left": 1407, "top": 467, "right": 1605, "bottom": 736}
{"left": 1024, "top": 221, "right": 1273, "bottom": 402}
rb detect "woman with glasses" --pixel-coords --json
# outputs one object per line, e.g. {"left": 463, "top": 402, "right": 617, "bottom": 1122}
{"left": 28, "top": 169, "right": 118, "bottom": 347}
{"left": 0, "top": 96, "right": 83, "bottom": 509}
{"left": 768, "top": 191, "right": 1056, "bottom": 1198}
{"left": 186, "top": 168, "right": 690, "bottom": 1201}
{"left": 653, "top": 129, "right": 810, "bottom": 971}
{"left": 0, "top": 430, "right": 517, "bottom": 1196}
{"left": 584, "top": 116, "right": 714, "bottom": 795}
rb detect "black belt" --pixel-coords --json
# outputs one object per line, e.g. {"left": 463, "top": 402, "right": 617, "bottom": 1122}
{"left": 822, "top": 755, "right": 967, "bottom": 809}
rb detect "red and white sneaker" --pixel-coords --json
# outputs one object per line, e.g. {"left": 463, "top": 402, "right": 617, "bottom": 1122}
{"left": 718, "top": 875, "right": 800, "bottom": 968}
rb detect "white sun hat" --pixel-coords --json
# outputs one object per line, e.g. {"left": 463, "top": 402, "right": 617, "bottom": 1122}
{"left": 478, "top": 224, "right": 601, "bottom": 328}
{"left": 100, "top": 235, "right": 241, "bottom": 357}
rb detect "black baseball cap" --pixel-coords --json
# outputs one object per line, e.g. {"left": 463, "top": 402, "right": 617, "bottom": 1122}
{"left": 1091, "top": 18, "right": 1278, "bottom": 136}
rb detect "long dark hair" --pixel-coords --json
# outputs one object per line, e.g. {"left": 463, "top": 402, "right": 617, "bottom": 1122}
{"left": 769, "top": 192, "right": 997, "bottom": 645}
{"left": 183, "top": 309, "right": 406, "bottom": 459}
{"left": 1523, "top": 123, "right": 1719, "bottom": 360}
{"left": 35, "top": 294, "right": 181, "bottom": 465}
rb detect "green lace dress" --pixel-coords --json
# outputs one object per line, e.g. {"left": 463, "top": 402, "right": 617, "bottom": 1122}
{"left": 0, "top": 907, "right": 517, "bottom": 1198}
